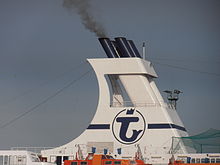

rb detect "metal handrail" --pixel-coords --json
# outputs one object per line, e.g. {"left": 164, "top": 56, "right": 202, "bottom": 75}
{"left": 110, "top": 101, "right": 175, "bottom": 109}
{"left": 11, "top": 147, "right": 53, "bottom": 153}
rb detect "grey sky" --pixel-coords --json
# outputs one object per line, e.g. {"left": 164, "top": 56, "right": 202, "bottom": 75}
{"left": 0, "top": 0, "right": 219, "bottom": 149}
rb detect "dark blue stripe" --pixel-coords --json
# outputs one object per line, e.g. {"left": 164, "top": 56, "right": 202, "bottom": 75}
{"left": 87, "top": 124, "right": 110, "bottom": 129}
{"left": 87, "top": 123, "right": 186, "bottom": 132}
{"left": 148, "top": 123, "right": 186, "bottom": 131}
{"left": 172, "top": 124, "right": 187, "bottom": 131}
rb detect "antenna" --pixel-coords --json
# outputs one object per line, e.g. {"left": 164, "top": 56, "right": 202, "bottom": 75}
{"left": 142, "top": 42, "right": 146, "bottom": 60}
{"left": 163, "top": 89, "right": 182, "bottom": 110}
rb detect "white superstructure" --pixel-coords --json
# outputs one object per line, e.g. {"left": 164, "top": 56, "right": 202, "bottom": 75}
{"left": 41, "top": 37, "right": 192, "bottom": 164}
{"left": 0, "top": 150, "right": 54, "bottom": 165}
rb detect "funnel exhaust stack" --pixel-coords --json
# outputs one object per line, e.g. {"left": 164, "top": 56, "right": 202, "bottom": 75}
{"left": 114, "top": 37, "right": 135, "bottom": 57}
{"left": 99, "top": 37, "right": 141, "bottom": 59}
{"left": 127, "top": 40, "right": 142, "bottom": 58}
{"left": 98, "top": 38, "right": 118, "bottom": 58}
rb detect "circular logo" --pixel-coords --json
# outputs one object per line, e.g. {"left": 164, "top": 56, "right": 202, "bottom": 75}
{"left": 112, "top": 109, "right": 146, "bottom": 145}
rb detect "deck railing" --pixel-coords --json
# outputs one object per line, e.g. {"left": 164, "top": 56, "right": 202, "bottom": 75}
{"left": 11, "top": 147, "right": 53, "bottom": 154}
{"left": 110, "top": 101, "right": 175, "bottom": 109}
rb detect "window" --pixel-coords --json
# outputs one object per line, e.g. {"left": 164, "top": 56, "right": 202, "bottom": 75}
{"left": 9, "top": 156, "right": 17, "bottom": 165}
{"left": 196, "top": 158, "right": 200, "bottom": 163}
{"left": 0, "top": 156, "right": 3, "bottom": 165}
{"left": 71, "top": 162, "right": 78, "bottom": 165}
{"left": 205, "top": 158, "right": 210, "bottom": 163}
{"left": 80, "top": 161, "right": 87, "bottom": 165}
{"left": 191, "top": 158, "right": 195, "bottom": 163}
{"left": 4, "top": 156, "right": 8, "bottom": 165}
{"left": 216, "top": 158, "right": 220, "bottom": 163}
{"left": 63, "top": 156, "right": 68, "bottom": 161}
{"left": 17, "top": 156, "right": 26, "bottom": 165}
{"left": 114, "top": 161, "right": 121, "bottom": 165}
{"left": 201, "top": 158, "right": 205, "bottom": 163}
{"left": 56, "top": 156, "right": 62, "bottom": 165}
{"left": 211, "top": 159, "right": 215, "bottom": 163}
{"left": 105, "top": 161, "right": 112, "bottom": 164}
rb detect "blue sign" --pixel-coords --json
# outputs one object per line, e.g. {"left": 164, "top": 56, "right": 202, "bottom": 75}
{"left": 112, "top": 109, "right": 146, "bottom": 144}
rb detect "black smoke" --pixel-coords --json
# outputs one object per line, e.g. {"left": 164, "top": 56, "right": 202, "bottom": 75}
{"left": 63, "top": 0, "right": 107, "bottom": 37}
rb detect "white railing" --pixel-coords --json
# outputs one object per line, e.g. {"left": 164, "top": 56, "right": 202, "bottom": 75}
{"left": 11, "top": 147, "right": 53, "bottom": 154}
{"left": 110, "top": 101, "right": 175, "bottom": 109}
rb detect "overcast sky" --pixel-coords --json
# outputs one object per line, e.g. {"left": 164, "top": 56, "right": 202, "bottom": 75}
{"left": 0, "top": 0, "right": 219, "bottom": 149}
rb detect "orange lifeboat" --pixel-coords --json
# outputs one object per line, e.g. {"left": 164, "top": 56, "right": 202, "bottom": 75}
{"left": 64, "top": 154, "right": 149, "bottom": 165}
{"left": 169, "top": 160, "right": 220, "bottom": 165}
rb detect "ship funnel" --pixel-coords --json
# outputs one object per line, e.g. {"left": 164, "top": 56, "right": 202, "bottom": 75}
{"left": 114, "top": 37, "right": 136, "bottom": 57}
{"left": 127, "top": 40, "right": 142, "bottom": 58}
{"left": 98, "top": 38, "right": 118, "bottom": 58}
{"left": 99, "top": 37, "right": 142, "bottom": 58}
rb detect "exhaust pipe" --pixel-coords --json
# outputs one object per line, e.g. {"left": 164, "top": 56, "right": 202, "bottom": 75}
{"left": 127, "top": 40, "right": 141, "bottom": 58}
{"left": 111, "top": 41, "right": 121, "bottom": 58}
{"left": 99, "top": 37, "right": 141, "bottom": 58}
{"left": 115, "top": 37, "right": 136, "bottom": 57}
{"left": 98, "top": 38, "right": 118, "bottom": 58}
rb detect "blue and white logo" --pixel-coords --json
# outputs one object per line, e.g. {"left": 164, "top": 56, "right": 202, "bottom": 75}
{"left": 112, "top": 109, "right": 146, "bottom": 144}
